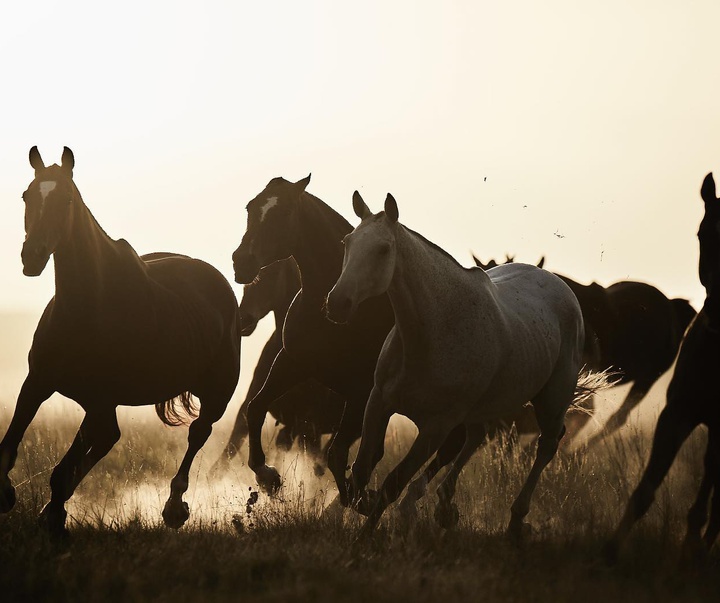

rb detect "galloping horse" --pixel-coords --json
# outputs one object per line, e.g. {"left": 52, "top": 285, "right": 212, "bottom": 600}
{"left": 0, "top": 147, "right": 241, "bottom": 537}
{"left": 231, "top": 176, "right": 395, "bottom": 506}
{"left": 606, "top": 173, "right": 720, "bottom": 560}
{"left": 326, "top": 193, "right": 585, "bottom": 539}
{"left": 473, "top": 255, "right": 696, "bottom": 447}
{"left": 215, "top": 257, "right": 343, "bottom": 472}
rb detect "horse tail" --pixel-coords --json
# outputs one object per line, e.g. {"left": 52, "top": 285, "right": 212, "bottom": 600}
{"left": 670, "top": 298, "right": 697, "bottom": 344}
{"left": 155, "top": 391, "right": 199, "bottom": 427}
{"left": 571, "top": 368, "right": 617, "bottom": 414}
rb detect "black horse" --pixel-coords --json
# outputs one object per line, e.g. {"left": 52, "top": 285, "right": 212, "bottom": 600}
{"left": 606, "top": 173, "right": 720, "bottom": 560}
{"left": 231, "top": 176, "right": 395, "bottom": 506}
{"left": 473, "top": 255, "right": 696, "bottom": 446}
{"left": 215, "top": 258, "right": 343, "bottom": 474}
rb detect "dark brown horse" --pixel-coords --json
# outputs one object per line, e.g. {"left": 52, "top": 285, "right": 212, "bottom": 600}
{"left": 215, "top": 258, "right": 343, "bottom": 473}
{"left": 0, "top": 147, "right": 241, "bottom": 537}
{"left": 606, "top": 173, "right": 720, "bottom": 560}
{"left": 231, "top": 176, "right": 395, "bottom": 506}
{"left": 473, "top": 255, "right": 696, "bottom": 446}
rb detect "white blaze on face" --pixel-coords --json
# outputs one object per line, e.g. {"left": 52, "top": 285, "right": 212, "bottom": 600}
{"left": 39, "top": 181, "right": 56, "bottom": 202}
{"left": 259, "top": 196, "right": 279, "bottom": 222}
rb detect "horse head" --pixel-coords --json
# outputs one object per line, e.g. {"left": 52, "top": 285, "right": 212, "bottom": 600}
{"left": 326, "top": 191, "right": 398, "bottom": 324}
{"left": 699, "top": 172, "right": 720, "bottom": 296}
{"left": 232, "top": 174, "right": 311, "bottom": 284}
{"left": 238, "top": 258, "right": 301, "bottom": 336}
{"left": 21, "top": 146, "right": 77, "bottom": 277}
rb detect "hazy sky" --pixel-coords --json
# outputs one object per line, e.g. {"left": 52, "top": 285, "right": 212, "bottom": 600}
{"left": 2, "top": 1, "right": 719, "bottom": 379}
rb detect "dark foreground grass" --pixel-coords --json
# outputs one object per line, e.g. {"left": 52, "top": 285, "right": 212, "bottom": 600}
{"left": 1, "top": 403, "right": 719, "bottom": 603}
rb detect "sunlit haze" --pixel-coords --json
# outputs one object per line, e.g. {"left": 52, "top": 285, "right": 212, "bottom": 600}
{"left": 1, "top": 1, "right": 719, "bottom": 399}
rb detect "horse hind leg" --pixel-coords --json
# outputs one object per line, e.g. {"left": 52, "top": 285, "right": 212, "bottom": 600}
{"left": 397, "top": 424, "right": 466, "bottom": 518}
{"left": 508, "top": 368, "right": 575, "bottom": 541}
{"left": 433, "top": 423, "right": 488, "bottom": 529}
{"left": 41, "top": 407, "right": 121, "bottom": 539}
{"left": 604, "top": 403, "right": 697, "bottom": 563}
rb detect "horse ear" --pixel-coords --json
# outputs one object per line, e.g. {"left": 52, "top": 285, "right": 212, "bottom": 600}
{"left": 295, "top": 173, "right": 311, "bottom": 194}
{"left": 471, "top": 253, "right": 483, "bottom": 268}
{"left": 537, "top": 256, "right": 545, "bottom": 269}
{"left": 701, "top": 173, "right": 718, "bottom": 205}
{"left": 352, "top": 191, "right": 372, "bottom": 220}
{"left": 29, "top": 146, "right": 45, "bottom": 172}
{"left": 384, "top": 193, "right": 399, "bottom": 223}
{"left": 61, "top": 147, "right": 75, "bottom": 175}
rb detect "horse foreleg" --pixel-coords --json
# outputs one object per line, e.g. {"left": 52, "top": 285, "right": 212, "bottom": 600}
{"left": 0, "top": 374, "right": 53, "bottom": 512}
{"left": 604, "top": 404, "right": 696, "bottom": 563}
{"left": 434, "top": 423, "right": 487, "bottom": 529}
{"left": 326, "top": 399, "right": 365, "bottom": 507}
{"left": 349, "top": 387, "right": 391, "bottom": 509}
{"left": 212, "top": 335, "right": 281, "bottom": 474}
{"left": 683, "top": 432, "right": 717, "bottom": 557}
{"left": 355, "top": 418, "right": 455, "bottom": 541}
{"left": 701, "top": 429, "right": 720, "bottom": 550}
{"left": 40, "top": 408, "right": 120, "bottom": 538}
{"left": 586, "top": 379, "right": 653, "bottom": 449}
{"left": 246, "top": 349, "right": 304, "bottom": 493}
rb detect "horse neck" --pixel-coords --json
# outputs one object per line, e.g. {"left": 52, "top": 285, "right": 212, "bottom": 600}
{"left": 292, "top": 194, "right": 350, "bottom": 300}
{"left": 272, "top": 262, "right": 301, "bottom": 329}
{"left": 388, "top": 225, "right": 486, "bottom": 343}
{"left": 52, "top": 193, "right": 143, "bottom": 309}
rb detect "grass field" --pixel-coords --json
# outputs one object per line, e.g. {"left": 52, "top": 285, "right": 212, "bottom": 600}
{"left": 1, "top": 388, "right": 719, "bottom": 603}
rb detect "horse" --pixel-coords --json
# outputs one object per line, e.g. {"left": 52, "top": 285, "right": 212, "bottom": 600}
{"left": 605, "top": 173, "right": 720, "bottom": 561}
{"left": 230, "top": 179, "right": 549, "bottom": 514}
{"left": 215, "top": 257, "right": 343, "bottom": 474}
{"left": 473, "top": 255, "right": 696, "bottom": 447}
{"left": 231, "top": 175, "right": 395, "bottom": 506}
{"left": 326, "top": 192, "right": 586, "bottom": 539}
{"left": 0, "top": 147, "right": 241, "bottom": 537}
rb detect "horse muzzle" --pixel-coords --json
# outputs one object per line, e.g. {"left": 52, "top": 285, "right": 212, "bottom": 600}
{"left": 21, "top": 243, "right": 50, "bottom": 277}
{"left": 232, "top": 250, "right": 260, "bottom": 284}
{"left": 325, "top": 289, "right": 356, "bottom": 324}
{"left": 239, "top": 313, "right": 259, "bottom": 336}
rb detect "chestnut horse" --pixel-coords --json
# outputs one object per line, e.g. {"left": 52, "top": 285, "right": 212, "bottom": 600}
{"left": 0, "top": 147, "right": 240, "bottom": 537}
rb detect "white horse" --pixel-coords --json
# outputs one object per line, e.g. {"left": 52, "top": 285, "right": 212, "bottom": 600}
{"left": 326, "top": 192, "right": 585, "bottom": 540}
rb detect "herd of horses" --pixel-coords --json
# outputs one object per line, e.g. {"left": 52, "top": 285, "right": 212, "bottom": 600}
{"left": 0, "top": 147, "right": 717, "bottom": 560}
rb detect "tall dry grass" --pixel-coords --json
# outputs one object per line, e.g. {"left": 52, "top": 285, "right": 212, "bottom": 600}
{"left": 0, "top": 389, "right": 718, "bottom": 603}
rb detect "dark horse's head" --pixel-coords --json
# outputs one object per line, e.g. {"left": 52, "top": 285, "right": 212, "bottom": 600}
{"left": 232, "top": 175, "right": 311, "bottom": 284}
{"left": 21, "top": 146, "right": 77, "bottom": 277}
{"left": 699, "top": 173, "right": 720, "bottom": 300}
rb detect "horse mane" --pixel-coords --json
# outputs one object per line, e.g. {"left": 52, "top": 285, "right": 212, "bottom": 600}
{"left": 403, "top": 225, "right": 464, "bottom": 268}
{"left": 302, "top": 191, "right": 353, "bottom": 234}
{"left": 155, "top": 391, "right": 199, "bottom": 427}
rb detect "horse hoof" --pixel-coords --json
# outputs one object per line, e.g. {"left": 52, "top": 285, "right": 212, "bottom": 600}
{"left": 39, "top": 503, "right": 70, "bottom": 541}
{"left": 507, "top": 519, "right": 532, "bottom": 544}
{"left": 162, "top": 500, "right": 190, "bottom": 529}
{"left": 602, "top": 540, "right": 620, "bottom": 566}
{"left": 256, "top": 465, "right": 282, "bottom": 494}
{"left": 353, "top": 489, "right": 380, "bottom": 517}
{"left": 434, "top": 502, "right": 460, "bottom": 530}
{"left": 0, "top": 479, "right": 16, "bottom": 513}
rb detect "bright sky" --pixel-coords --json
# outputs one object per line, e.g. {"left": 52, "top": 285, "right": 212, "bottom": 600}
{"left": 1, "top": 1, "right": 719, "bottom": 394}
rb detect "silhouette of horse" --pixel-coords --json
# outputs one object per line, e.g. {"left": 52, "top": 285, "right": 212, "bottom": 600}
{"left": 231, "top": 176, "right": 395, "bottom": 506}
{"left": 472, "top": 255, "right": 696, "bottom": 447}
{"left": 606, "top": 173, "right": 720, "bottom": 561}
{"left": 0, "top": 147, "right": 241, "bottom": 537}
{"left": 326, "top": 192, "right": 586, "bottom": 540}
{"left": 215, "top": 258, "right": 343, "bottom": 473}
{"left": 229, "top": 186, "right": 551, "bottom": 513}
